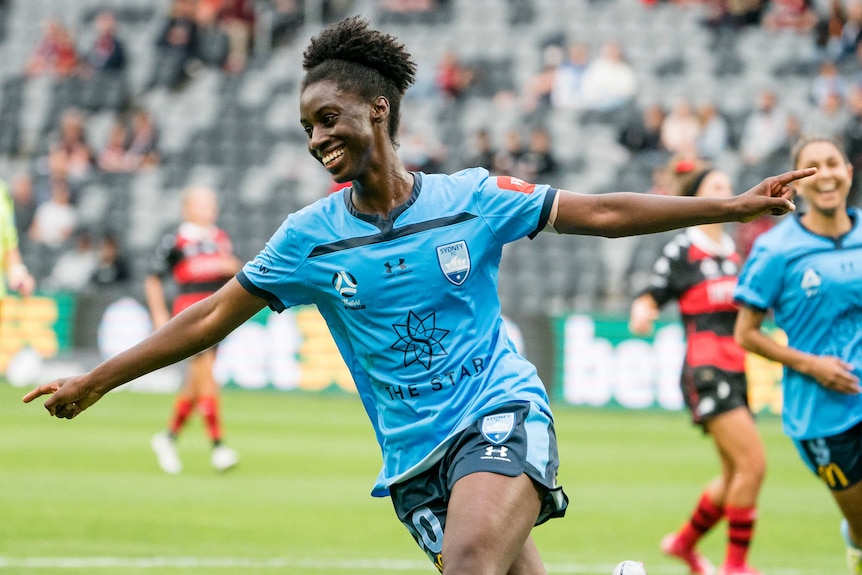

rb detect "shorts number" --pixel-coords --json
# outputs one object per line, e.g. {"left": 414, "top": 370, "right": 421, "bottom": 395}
{"left": 411, "top": 506, "right": 444, "bottom": 554}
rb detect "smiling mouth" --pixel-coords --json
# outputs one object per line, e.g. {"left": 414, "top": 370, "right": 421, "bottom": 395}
{"left": 322, "top": 147, "right": 344, "bottom": 166}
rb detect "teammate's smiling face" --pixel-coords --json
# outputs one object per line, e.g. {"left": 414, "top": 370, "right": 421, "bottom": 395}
{"left": 794, "top": 140, "right": 853, "bottom": 217}
{"left": 299, "top": 80, "right": 383, "bottom": 183}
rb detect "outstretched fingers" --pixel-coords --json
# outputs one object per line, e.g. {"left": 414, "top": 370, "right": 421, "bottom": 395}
{"left": 21, "top": 382, "right": 61, "bottom": 404}
{"left": 775, "top": 167, "right": 816, "bottom": 185}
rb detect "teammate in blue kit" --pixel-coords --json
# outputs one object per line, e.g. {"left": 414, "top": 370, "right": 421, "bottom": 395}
{"left": 24, "top": 16, "right": 811, "bottom": 575}
{"left": 734, "top": 136, "right": 862, "bottom": 575}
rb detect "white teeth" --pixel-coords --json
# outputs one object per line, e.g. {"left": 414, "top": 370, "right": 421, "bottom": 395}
{"left": 322, "top": 148, "right": 344, "bottom": 166}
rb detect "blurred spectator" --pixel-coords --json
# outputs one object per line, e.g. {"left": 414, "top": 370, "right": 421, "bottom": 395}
{"left": 29, "top": 178, "right": 77, "bottom": 250}
{"left": 212, "top": 0, "right": 256, "bottom": 72}
{"left": 43, "top": 229, "right": 99, "bottom": 292}
{"left": 810, "top": 60, "right": 848, "bottom": 107}
{"left": 463, "top": 128, "right": 497, "bottom": 170}
{"left": 150, "top": 0, "right": 198, "bottom": 90}
{"left": 550, "top": 42, "right": 591, "bottom": 111}
{"left": 844, "top": 87, "right": 862, "bottom": 205}
{"left": 520, "top": 126, "right": 559, "bottom": 181}
{"left": 813, "top": 0, "right": 846, "bottom": 63}
{"left": 98, "top": 118, "right": 131, "bottom": 173}
{"left": 579, "top": 41, "right": 637, "bottom": 112}
{"left": 268, "top": 0, "right": 304, "bottom": 48}
{"left": 380, "top": 0, "right": 437, "bottom": 13}
{"left": 660, "top": 98, "right": 701, "bottom": 156}
{"left": 90, "top": 233, "right": 130, "bottom": 287}
{"left": 703, "top": 0, "right": 764, "bottom": 29}
{"left": 493, "top": 129, "right": 527, "bottom": 178}
{"left": 10, "top": 174, "right": 36, "bottom": 245}
{"left": 521, "top": 44, "right": 564, "bottom": 113}
{"left": 195, "top": 0, "right": 230, "bottom": 69}
{"left": 436, "top": 49, "right": 474, "bottom": 101}
{"left": 762, "top": 0, "right": 818, "bottom": 32}
{"left": 48, "top": 108, "right": 95, "bottom": 183}
{"left": 397, "top": 123, "right": 446, "bottom": 173}
{"left": 80, "top": 10, "right": 126, "bottom": 75}
{"left": 805, "top": 91, "right": 850, "bottom": 137}
{"left": 618, "top": 103, "right": 665, "bottom": 154}
{"left": 840, "top": 0, "right": 862, "bottom": 61}
{"left": 696, "top": 100, "right": 730, "bottom": 160}
{"left": 739, "top": 90, "right": 788, "bottom": 164}
{"left": 25, "top": 19, "right": 78, "bottom": 77}
{"left": 125, "top": 108, "right": 161, "bottom": 170}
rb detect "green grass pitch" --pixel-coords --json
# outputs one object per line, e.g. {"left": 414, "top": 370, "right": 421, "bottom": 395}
{"left": 0, "top": 383, "right": 844, "bottom": 574}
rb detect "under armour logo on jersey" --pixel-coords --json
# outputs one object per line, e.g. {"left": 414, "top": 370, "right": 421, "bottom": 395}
{"left": 801, "top": 268, "right": 821, "bottom": 297}
{"left": 482, "top": 445, "right": 511, "bottom": 461}
{"left": 385, "top": 258, "right": 407, "bottom": 273}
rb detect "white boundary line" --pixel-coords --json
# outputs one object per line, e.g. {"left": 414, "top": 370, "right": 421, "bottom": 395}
{"left": 0, "top": 557, "right": 812, "bottom": 574}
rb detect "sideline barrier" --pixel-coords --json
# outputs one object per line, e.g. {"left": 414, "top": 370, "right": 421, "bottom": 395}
{"left": 0, "top": 294, "right": 74, "bottom": 373}
{"left": 553, "top": 313, "right": 786, "bottom": 415}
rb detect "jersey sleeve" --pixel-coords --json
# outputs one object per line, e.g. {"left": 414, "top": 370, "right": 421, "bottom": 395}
{"left": 148, "top": 231, "right": 181, "bottom": 277}
{"left": 473, "top": 171, "right": 558, "bottom": 242}
{"left": 640, "top": 236, "right": 686, "bottom": 308}
{"left": 236, "top": 218, "right": 313, "bottom": 312}
{"left": 734, "top": 240, "right": 783, "bottom": 312}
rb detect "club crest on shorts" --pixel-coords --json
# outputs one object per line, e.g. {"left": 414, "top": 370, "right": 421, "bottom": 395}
{"left": 436, "top": 241, "right": 470, "bottom": 286}
{"left": 481, "top": 412, "right": 515, "bottom": 445}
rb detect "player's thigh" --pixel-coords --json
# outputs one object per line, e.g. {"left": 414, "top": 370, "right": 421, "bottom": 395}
{"left": 705, "top": 407, "right": 765, "bottom": 470}
{"left": 444, "top": 471, "right": 543, "bottom": 574}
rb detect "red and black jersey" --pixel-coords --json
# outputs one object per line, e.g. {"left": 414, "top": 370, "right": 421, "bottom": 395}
{"left": 149, "top": 222, "right": 235, "bottom": 315}
{"left": 641, "top": 227, "right": 745, "bottom": 373}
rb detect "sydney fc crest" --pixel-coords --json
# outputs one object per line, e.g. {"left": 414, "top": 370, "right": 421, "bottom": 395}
{"left": 481, "top": 412, "right": 515, "bottom": 445}
{"left": 436, "top": 241, "right": 471, "bottom": 286}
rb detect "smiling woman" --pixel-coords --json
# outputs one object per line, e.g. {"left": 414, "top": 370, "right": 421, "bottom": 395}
{"left": 24, "top": 15, "right": 814, "bottom": 575}
{"left": 734, "top": 136, "right": 862, "bottom": 575}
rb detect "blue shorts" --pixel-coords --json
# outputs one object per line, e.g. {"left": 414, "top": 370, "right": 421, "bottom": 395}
{"left": 795, "top": 420, "right": 862, "bottom": 491}
{"left": 389, "top": 401, "right": 568, "bottom": 571}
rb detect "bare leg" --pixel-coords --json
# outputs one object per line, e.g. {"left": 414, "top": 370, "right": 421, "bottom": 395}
{"left": 704, "top": 408, "right": 766, "bottom": 508}
{"left": 834, "top": 481, "right": 862, "bottom": 547}
{"left": 442, "top": 472, "right": 544, "bottom": 575}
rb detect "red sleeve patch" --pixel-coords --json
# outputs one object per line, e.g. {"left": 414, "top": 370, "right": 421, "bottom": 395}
{"left": 495, "top": 176, "right": 536, "bottom": 194}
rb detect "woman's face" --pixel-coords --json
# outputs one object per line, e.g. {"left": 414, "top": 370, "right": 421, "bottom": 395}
{"left": 299, "top": 80, "right": 380, "bottom": 183}
{"left": 695, "top": 170, "right": 733, "bottom": 199}
{"left": 794, "top": 140, "right": 852, "bottom": 217}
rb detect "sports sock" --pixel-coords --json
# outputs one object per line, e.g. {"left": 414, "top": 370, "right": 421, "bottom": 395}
{"left": 168, "top": 397, "right": 195, "bottom": 436}
{"left": 676, "top": 491, "right": 724, "bottom": 549}
{"left": 725, "top": 505, "right": 757, "bottom": 567}
{"left": 198, "top": 396, "right": 222, "bottom": 444}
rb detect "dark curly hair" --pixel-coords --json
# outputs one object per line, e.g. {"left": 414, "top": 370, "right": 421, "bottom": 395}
{"left": 302, "top": 16, "right": 417, "bottom": 144}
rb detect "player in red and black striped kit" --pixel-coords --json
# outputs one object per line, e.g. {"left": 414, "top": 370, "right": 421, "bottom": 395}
{"left": 145, "top": 186, "right": 242, "bottom": 474}
{"left": 629, "top": 163, "right": 765, "bottom": 575}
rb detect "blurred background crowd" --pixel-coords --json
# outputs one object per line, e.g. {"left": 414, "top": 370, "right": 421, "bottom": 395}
{"left": 1, "top": 0, "right": 861, "bottom": 318}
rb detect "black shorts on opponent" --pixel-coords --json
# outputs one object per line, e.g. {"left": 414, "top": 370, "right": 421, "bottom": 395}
{"left": 681, "top": 365, "right": 750, "bottom": 426}
{"left": 389, "top": 401, "right": 568, "bottom": 572}
{"left": 795, "top": 419, "right": 862, "bottom": 492}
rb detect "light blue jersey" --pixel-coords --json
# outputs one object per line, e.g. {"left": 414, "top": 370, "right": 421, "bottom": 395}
{"left": 734, "top": 209, "right": 862, "bottom": 440}
{"left": 238, "top": 168, "right": 558, "bottom": 495}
